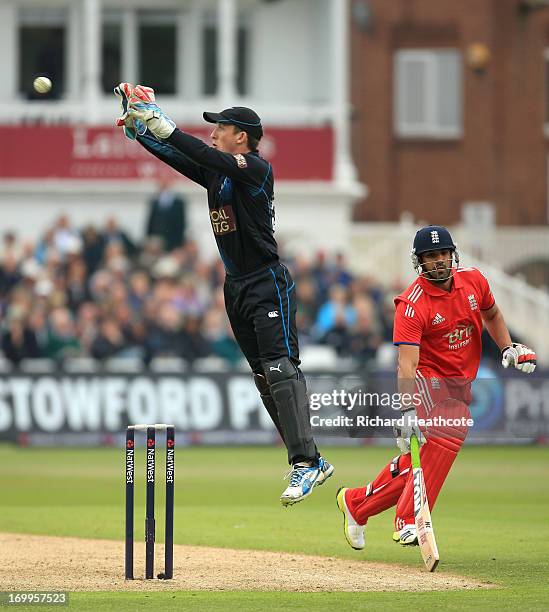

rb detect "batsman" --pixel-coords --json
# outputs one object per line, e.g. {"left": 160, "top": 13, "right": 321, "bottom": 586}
{"left": 114, "top": 84, "right": 333, "bottom": 506}
{"left": 337, "top": 225, "right": 536, "bottom": 549}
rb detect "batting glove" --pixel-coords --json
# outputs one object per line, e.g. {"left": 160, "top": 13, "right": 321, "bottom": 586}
{"left": 127, "top": 89, "right": 176, "bottom": 140}
{"left": 394, "top": 407, "right": 422, "bottom": 453}
{"left": 501, "top": 343, "right": 537, "bottom": 374}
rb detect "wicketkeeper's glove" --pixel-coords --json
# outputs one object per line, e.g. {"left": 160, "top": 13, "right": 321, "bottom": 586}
{"left": 114, "top": 83, "right": 155, "bottom": 139}
{"left": 393, "top": 407, "right": 423, "bottom": 453}
{"left": 114, "top": 82, "right": 138, "bottom": 140}
{"left": 501, "top": 342, "right": 537, "bottom": 374}
{"left": 127, "top": 88, "right": 176, "bottom": 140}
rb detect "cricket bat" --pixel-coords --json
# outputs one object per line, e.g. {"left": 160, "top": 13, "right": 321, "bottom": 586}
{"left": 410, "top": 434, "right": 439, "bottom": 572}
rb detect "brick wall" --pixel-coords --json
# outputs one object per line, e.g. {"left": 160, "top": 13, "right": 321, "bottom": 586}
{"left": 351, "top": 0, "right": 549, "bottom": 225}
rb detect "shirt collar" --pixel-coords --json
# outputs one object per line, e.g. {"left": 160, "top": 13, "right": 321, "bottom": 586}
{"left": 418, "top": 268, "right": 463, "bottom": 296}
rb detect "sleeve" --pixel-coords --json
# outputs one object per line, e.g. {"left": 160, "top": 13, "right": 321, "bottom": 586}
{"left": 393, "top": 299, "right": 424, "bottom": 346}
{"left": 476, "top": 269, "right": 496, "bottom": 310}
{"left": 136, "top": 131, "right": 211, "bottom": 188}
{"left": 167, "top": 129, "right": 270, "bottom": 188}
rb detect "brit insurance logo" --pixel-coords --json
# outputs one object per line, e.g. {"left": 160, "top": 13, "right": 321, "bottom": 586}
{"left": 443, "top": 324, "right": 474, "bottom": 350}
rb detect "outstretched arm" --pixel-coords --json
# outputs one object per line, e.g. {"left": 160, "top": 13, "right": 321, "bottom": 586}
{"left": 114, "top": 82, "right": 211, "bottom": 188}
{"left": 136, "top": 131, "right": 211, "bottom": 188}
{"left": 166, "top": 129, "right": 270, "bottom": 187}
{"left": 127, "top": 100, "right": 270, "bottom": 187}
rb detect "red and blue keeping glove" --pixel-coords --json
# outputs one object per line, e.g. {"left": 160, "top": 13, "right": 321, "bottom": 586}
{"left": 501, "top": 343, "right": 537, "bottom": 374}
{"left": 114, "top": 82, "right": 156, "bottom": 140}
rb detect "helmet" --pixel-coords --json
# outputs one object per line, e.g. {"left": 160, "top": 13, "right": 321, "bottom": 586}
{"left": 411, "top": 225, "right": 459, "bottom": 276}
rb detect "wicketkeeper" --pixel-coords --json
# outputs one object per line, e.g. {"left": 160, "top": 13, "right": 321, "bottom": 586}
{"left": 336, "top": 225, "right": 536, "bottom": 549}
{"left": 114, "top": 84, "right": 333, "bottom": 506}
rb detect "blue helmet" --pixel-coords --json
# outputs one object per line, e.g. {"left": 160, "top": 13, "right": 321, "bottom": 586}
{"left": 411, "top": 225, "right": 459, "bottom": 274}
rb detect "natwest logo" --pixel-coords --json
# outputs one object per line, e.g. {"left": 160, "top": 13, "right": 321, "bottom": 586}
{"left": 443, "top": 324, "right": 474, "bottom": 350}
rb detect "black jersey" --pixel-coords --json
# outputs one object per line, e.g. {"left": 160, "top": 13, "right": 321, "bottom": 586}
{"left": 137, "top": 129, "right": 277, "bottom": 277}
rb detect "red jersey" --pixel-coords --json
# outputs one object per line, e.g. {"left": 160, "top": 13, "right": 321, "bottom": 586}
{"left": 393, "top": 267, "right": 495, "bottom": 380}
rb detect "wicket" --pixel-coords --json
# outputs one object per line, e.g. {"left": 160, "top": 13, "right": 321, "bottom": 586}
{"left": 125, "top": 423, "right": 175, "bottom": 580}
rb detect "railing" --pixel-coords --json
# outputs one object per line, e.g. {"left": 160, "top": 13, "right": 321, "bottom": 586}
{"left": 461, "top": 252, "right": 549, "bottom": 365}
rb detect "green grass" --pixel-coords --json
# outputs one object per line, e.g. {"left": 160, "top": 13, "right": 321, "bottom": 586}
{"left": 1, "top": 444, "right": 548, "bottom": 610}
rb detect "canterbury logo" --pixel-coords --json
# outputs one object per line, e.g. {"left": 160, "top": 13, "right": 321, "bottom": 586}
{"left": 269, "top": 364, "right": 282, "bottom": 372}
{"left": 268, "top": 311, "right": 279, "bottom": 318}
{"left": 431, "top": 313, "right": 445, "bottom": 325}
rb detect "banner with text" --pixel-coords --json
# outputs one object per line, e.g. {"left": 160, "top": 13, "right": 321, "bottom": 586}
{"left": 0, "top": 367, "right": 546, "bottom": 446}
{"left": 0, "top": 126, "right": 333, "bottom": 181}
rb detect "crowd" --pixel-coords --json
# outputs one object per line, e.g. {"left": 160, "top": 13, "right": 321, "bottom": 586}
{"left": 0, "top": 212, "right": 398, "bottom": 369}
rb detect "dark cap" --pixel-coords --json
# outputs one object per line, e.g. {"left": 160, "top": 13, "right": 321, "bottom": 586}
{"left": 203, "top": 107, "right": 263, "bottom": 140}
{"left": 412, "top": 225, "right": 456, "bottom": 256}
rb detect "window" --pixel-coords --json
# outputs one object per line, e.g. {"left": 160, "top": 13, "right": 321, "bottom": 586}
{"left": 202, "top": 20, "right": 249, "bottom": 96}
{"left": 102, "top": 10, "right": 122, "bottom": 94}
{"left": 18, "top": 8, "right": 67, "bottom": 99}
{"left": 138, "top": 10, "right": 176, "bottom": 95}
{"left": 394, "top": 49, "right": 462, "bottom": 138}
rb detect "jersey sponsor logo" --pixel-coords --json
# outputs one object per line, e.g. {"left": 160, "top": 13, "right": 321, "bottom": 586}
{"left": 233, "top": 153, "right": 247, "bottom": 168}
{"left": 268, "top": 310, "right": 279, "bottom": 318}
{"left": 431, "top": 313, "right": 445, "bottom": 325}
{"left": 468, "top": 294, "right": 478, "bottom": 311}
{"left": 443, "top": 324, "right": 474, "bottom": 350}
{"left": 210, "top": 205, "right": 237, "bottom": 235}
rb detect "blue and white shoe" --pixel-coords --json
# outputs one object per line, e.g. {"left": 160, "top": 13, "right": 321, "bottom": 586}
{"left": 314, "top": 456, "right": 334, "bottom": 488}
{"left": 280, "top": 457, "right": 334, "bottom": 506}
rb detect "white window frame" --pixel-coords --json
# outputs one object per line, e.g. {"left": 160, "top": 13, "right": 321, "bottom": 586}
{"left": 394, "top": 48, "right": 462, "bottom": 139}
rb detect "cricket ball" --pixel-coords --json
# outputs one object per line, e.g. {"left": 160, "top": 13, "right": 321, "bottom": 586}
{"left": 33, "top": 76, "right": 52, "bottom": 94}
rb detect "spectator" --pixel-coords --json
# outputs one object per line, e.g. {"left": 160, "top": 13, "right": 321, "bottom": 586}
{"left": 345, "top": 296, "right": 382, "bottom": 363}
{"left": 0, "top": 231, "right": 21, "bottom": 263}
{"left": 75, "top": 302, "right": 99, "bottom": 354}
{"left": 103, "top": 217, "right": 136, "bottom": 258}
{"left": 202, "top": 307, "right": 242, "bottom": 365}
{"left": 295, "top": 276, "right": 319, "bottom": 345}
{"left": 146, "top": 177, "right": 187, "bottom": 252}
{"left": 81, "top": 225, "right": 105, "bottom": 274}
{"left": 145, "top": 302, "right": 187, "bottom": 358}
{"left": 128, "top": 270, "right": 151, "bottom": 312}
{"left": 44, "top": 308, "right": 80, "bottom": 360}
{"left": 315, "top": 284, "right": 357, "bottom": 338}
{"left": 52, "top": 215, "right": 82, "bottom": 260}
{"left": 179, "top": 315, "right": 211, "bottom": 362}
{"left": 66, "top": 258, "right": 90, "bottom": 312}
{"left": 91, "top": 318, "right": 129, "bottom": 360}
{"left": 1, "top": 315, "right": 40, "bottom": 364}
{"left": 0, "top": 254, "right": 22, "bottom": 296}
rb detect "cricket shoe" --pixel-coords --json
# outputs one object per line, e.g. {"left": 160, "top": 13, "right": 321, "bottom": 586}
{"left": 280, "top": 462, "right": 322, "bottom": 506}
{"left": 336, "top": 487, "right": 365, "bottom": 550}
{"left": 314, "top": 456, "right": 334, "bottom": 488}
{"left": 392, "top": 523, "right": 418, "bottom": 546}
